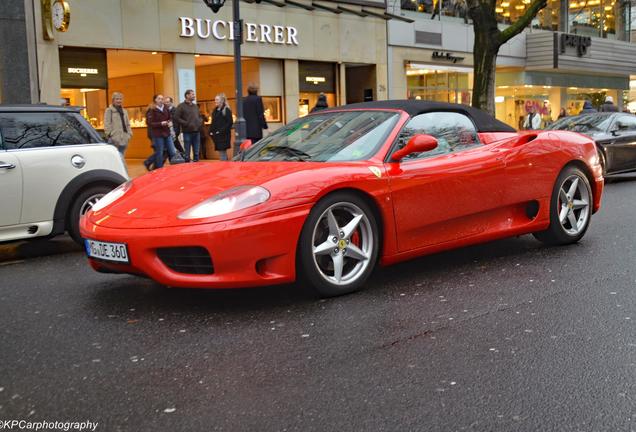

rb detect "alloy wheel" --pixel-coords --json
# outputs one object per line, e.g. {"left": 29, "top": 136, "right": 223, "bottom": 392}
{"left": 80, "top": 193, "right": 106, "bottom": 216}
{"left": 557, "top": 175, "right": 590, "bottom": 236}
{"left": 311, "top": 202, "right": 374, "bottom": 286}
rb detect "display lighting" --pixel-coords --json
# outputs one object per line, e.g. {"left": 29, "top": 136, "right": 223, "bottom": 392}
{"left": 495, "top": 96, "right": 505, "bottom": 103}
{"left": 503, "top": 11, "right": 510, "bottom": 16}
{"left": 515, "top": 4, "right": 525, "bottom": 9}
{"left": 501, "top": 2, "right": 510, "bottom": 6}
{"left": 522, "top": 0, "right": 531, "bottom": 4}
{"left": 496, "top": 7, "right": 504, "bottom": 12}
{"left": 604, "top": 5, "right": 612, "bottom": 9}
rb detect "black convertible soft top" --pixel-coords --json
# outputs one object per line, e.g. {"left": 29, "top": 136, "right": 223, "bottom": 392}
{"left": 325, "top": 100, "right": 516, "bottom": 133}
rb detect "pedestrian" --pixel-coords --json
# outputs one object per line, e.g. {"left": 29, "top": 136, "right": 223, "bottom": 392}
{"left": 580, "top": 100, "right": 597, "bottom": 114}
{"left": 310, "top": 93, "right": 329, "bottom": 113}
{"left": 558, "top": 108, "right": 567, "bottom": 119}
{"left": 243, "top": 84, "right": 268, "bottom": 149}
{"left": 523, "top": 105, "right": 541, "bottom": 130}
{"left": 103, "top": 92, "right": 133, "bottom": 157}
{"left": 199, "top": 113, "right": 209, "bottom": 160}
{"left": 600, "top": 96, "right": 619, "bottom": 112}
{"left": 147, "top": 94, "right": 177, "bottom": 169}
{"left": 143, "top": 103, "right": 157, "bottom": 171}
{"left": 165, "top": 96, "right": 185, "bottom": 155}
{"left": 210, "top": 93, "right": 233, "bottom": 161}
{"left": 174, "top": 89, "right": 203, "bottom": 162}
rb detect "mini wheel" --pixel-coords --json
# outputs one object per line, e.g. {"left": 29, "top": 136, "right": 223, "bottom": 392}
{"left": 68, "top": 185, "right": 113, "bottom": 245}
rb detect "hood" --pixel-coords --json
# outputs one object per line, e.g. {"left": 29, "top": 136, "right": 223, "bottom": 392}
{"left": 582, "top": 101, "right": 594, "bottom": 109}
{"left": 87, "top": 161, "right": 378, "bottom": 229}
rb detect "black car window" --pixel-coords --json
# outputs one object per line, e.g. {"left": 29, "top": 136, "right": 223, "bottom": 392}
{"left": 0, "top": 112, "right": 99, "bottom": 150}
{"left": 398, "top": 112, "right": 480, "bottom": 161}
{"left": 614, "top": 115, "right": 636, "bottom": 131}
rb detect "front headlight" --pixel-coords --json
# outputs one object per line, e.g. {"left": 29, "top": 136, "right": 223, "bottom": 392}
{"left": 91, "top": 181, "right": 132, "bottom": 212}
{"left": 178, "top": 185, "right": 270, "bottom": 219}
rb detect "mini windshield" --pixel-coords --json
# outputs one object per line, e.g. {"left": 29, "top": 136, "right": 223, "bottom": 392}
{"left": 240, "top": 110, "right": 400, "bottom": 162}
{"left": 547, "top": 114, "right": 613, "bottom": 134}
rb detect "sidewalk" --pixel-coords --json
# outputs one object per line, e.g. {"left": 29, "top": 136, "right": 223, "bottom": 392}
{"left": 125, "top": 158, "right": 218, "bottom": 178}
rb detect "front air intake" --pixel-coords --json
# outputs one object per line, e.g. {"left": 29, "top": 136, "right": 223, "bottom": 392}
{"left": 156, "top": 247, "right": 214, "bottom": 275}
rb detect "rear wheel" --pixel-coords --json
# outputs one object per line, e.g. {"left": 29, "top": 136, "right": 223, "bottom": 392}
{"left": 533, "top": 166, "right": 592, "bottom": 246}
{"left": 68, "top": 185, "right": 113, "bottom": 245}
{"left": 298, "top": 193, "right": 379, "bottom": 297}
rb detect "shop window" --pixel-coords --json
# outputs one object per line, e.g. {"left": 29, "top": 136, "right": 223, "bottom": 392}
{"left": 494, "top": 0, "right": 560, "bottom": 29}
{"left": 0, "top": 112, "right": 99, "bottom": 150}
{"left": 407, "top": 68, "right": 472, "bottom": 105}
{"left": 569, "top": 0, "right": 630, "bottom": 40}
{"left": 401, "top": 0, "right": 470, "bottom": 21}
{"left": 399, "top": 111, "right": 480, "bottom": 160}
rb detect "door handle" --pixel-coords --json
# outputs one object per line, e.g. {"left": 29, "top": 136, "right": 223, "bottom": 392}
{"left": 0, "top": 162, "right": 16, "bottom": 169}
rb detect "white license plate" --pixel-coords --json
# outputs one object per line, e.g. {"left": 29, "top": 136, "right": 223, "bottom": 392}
{"left": 85, "top": 239, "right": 129, "bottom": 263}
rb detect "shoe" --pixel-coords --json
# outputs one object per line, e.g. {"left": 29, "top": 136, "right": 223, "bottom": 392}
{"left": 143, "top": 160, "right": 152, "bottom": 171}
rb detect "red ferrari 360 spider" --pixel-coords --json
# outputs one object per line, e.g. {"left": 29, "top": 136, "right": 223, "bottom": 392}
{"left": 81, "top": 101, "right": 603, "bottom": 297}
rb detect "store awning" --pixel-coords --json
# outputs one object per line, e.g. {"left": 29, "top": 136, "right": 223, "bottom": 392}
{"left": 242, "top": 0, "right": 414, "bottom": 22}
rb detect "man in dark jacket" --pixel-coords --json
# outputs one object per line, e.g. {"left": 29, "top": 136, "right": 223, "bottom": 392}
{"left": 174, "top": 89, "right": 203, "bottom": 162}
{"left": 580, "top": 100, "right": 597, "bottom": 114}
{"left": 243, "top": 84, "right": 268, "bottom": 152}
{"left": 600, "top": 96, "right": 619, "bottom": 112}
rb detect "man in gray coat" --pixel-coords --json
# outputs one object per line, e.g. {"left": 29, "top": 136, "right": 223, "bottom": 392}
{"left": 104, "top": 92, "right": 133, "bottom": 157}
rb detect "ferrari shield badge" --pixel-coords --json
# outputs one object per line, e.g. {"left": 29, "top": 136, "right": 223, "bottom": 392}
{"left": 368, "top": 166, "right": 382, "bottom": 178}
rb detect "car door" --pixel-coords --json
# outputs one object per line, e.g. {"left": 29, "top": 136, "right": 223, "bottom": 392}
{"left": 385, "top": 111, "right": 506, "bottom": 252}
{"left": 0, "top": 111, "right": 101, "bottom": 225}
{"left": 606, "top": 114, "right": 636, "bottom": 173}
{"left": 0, "top": 126, "right": 22, "bottom": 228}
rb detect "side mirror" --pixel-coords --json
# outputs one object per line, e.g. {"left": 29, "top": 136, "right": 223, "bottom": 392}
{"left": 391, "top": 134, "right": 438, "bottom": 161}
{"left": 240, "top": 139, "right": 253, "bottom": 151}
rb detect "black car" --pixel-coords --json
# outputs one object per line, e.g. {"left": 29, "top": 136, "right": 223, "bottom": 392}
{"left": 548, "top": 112, "right": 636, "bottom": 176}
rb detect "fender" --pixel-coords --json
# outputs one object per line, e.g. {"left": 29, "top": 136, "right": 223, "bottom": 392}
{"left": 51, "top": 169, "right": 127, "bottom": 235}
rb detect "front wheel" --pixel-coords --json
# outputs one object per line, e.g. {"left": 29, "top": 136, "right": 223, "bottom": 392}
{"left": 533, "top": 166, "right": 592, "bottom": 246}
{"left": 68, "top": 185, "right": 113, "bottom": 245}
{"left": 298, "top": 193, "right": 379, "bottom": 297}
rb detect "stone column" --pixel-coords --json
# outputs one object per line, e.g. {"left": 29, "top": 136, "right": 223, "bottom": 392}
{"left": 284, "top": 59, "right": 299, "bottom": 123}
{"left": 0, "top": 0, "right": 39, "bottom": 103}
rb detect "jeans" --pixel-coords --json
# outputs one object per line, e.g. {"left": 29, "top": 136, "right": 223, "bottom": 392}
{"left": 182, "top": 132, "right": 200, "bottom": 162}
{"left": 219, "top": 150, "right": 228, "bottom": 161}
{"left": 152, "top": 136, "right": 176, "bottom": 169}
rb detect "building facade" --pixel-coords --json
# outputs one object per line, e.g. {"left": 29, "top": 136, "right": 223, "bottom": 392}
{"left": 387, "top": 0, "right": 636, "bottom": 127}
{"left": 29, "top": 0, "right": 391, "bottom": 158}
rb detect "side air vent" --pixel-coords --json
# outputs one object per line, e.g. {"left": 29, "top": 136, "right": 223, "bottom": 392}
{"left": 156, "top": 247, "right": 214, "bottom": 275}
{"left": 27, "top": 226, "right": 38, "bottom": 234}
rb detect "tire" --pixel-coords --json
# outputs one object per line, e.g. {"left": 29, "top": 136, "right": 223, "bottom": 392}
{"left": 598, "top": 148, "right": 607, "bottom": 177}
{"left": 298, "top": 192, "right": 380, "bottom": 297}
{"left": 533, "top": 166, "right": 593, "bottom": 246}
{"left": 67, "top": 185, "right": 113, "bottom": 245}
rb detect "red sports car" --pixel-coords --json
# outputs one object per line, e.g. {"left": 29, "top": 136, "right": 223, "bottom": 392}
{"left": 81, "top": 101, "right": 603, "bottom": 297}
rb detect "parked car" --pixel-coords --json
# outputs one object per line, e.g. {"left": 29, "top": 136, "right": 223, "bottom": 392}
{"left": 0, "top": 105, "right": 129, "bottom": 244}
{"left": 548, "top": 112, "right": 636, "bottom": 176}
{"left": 81, "top": 100, "right": 603, "bottom": 297}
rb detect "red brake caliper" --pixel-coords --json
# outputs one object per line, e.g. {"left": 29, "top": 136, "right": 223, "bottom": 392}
{"left": 351, "top": 230, "right": 361, "bottom": 247}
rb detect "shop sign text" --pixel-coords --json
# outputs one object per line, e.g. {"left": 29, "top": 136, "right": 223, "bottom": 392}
{"left": 179, "top": 17, "right": 299, "bottom": 45}
{"left": 560, "top": 34, "right": 591, "bottom": 57}
{"left": 432, "top": 51, "right": 464, "bottom": 64}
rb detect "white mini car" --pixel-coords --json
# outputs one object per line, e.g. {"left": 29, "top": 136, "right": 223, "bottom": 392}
{"left": 0, "top": 105, "right": 129, "bottom": 244}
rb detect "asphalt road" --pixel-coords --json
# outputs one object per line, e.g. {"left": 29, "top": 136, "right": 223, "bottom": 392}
{"left": 1, "top": 176, "right": 636, "bottom": 432}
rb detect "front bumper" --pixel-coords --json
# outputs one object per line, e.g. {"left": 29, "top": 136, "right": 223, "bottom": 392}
{"left": 80, "top": 205, "right": 310, "bottom": 289}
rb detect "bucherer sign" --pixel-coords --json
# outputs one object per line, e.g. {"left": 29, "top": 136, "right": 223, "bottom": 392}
{"left": 179, "top": 17, "right": 299, "bottom": 46}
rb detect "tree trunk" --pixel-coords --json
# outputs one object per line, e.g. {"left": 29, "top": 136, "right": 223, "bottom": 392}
{"left": 468, "top": 3, "right": 501, "bottom": 116}
{"left": 472, "top": 34, "right": 499, "bottom": 116}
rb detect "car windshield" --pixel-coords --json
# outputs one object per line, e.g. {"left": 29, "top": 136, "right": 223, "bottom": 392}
{"left": 240, "top": 110, "right": 400, "bottom": 162}
{"left": 547, "top": 114, "right": 613, "bottom": 133}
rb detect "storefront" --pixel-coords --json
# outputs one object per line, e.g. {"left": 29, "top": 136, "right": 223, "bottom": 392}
{"left": 35, "top": 0, "right": 390, "bottom": 159}
{"left": 388, "top": 0, "right": 635, "bottom": 128}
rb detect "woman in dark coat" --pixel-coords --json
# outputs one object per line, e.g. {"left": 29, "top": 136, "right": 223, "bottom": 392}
{"left": 310, "top": 93, "right": 329, "bottom": 113}
{"left": 209, "top": 93, "right": 233, "bottom": 160}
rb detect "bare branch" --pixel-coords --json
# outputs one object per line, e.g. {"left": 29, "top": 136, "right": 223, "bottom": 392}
{"left": 499, "top": 0, "right": 547, "bottom": 44}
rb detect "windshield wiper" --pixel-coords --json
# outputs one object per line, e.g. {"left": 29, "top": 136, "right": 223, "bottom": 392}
{"left": 263, "top": 146, "right": 312, "bottom": 161}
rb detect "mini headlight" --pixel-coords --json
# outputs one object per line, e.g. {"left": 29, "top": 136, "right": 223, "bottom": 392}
{"left": 178, "top": 185, "right": 270, "bottom": 219}
{"left": 91, "top": 181, "right": 132, "bottom": 212}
